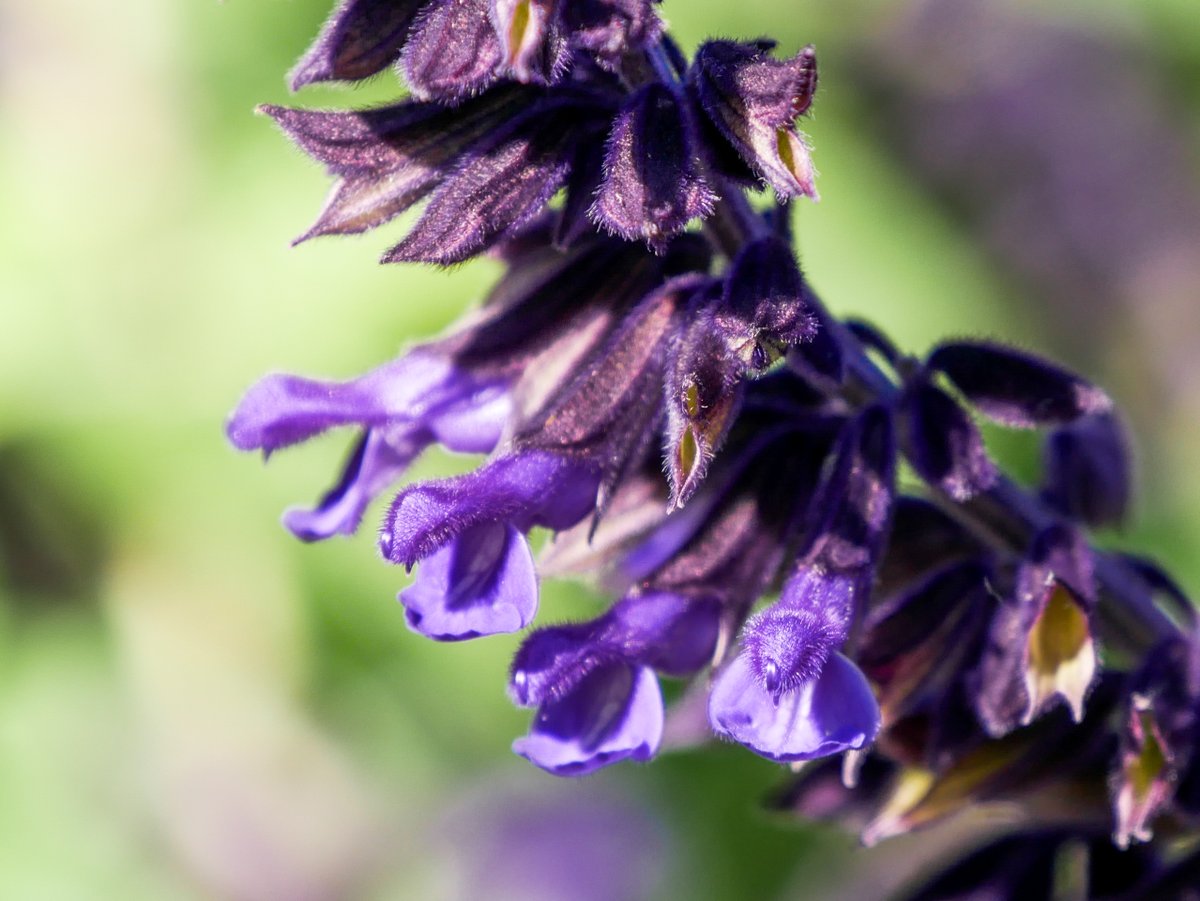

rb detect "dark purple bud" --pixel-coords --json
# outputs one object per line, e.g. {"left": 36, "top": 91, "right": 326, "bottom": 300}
{"left": 690, "top": 41, "right": 819, "bottom": 200}
{"left": 663, "top": 299, "right": 744, "bottom": 509}
{"left": 492, "top": 0, "right": 567, "bottom": 84}
{"left": 974, "top": 525, "right": 1098, "bottom": 736}
{"left": 512, "top": 662, "right": 663, "bottom": 775}
{"left": 927, "top": 340, "right": 1112, "bottom": 429}
{"left": 289, "top": 0, "right": 424, "bottom": 89}
{"left": 1041, "top": 412, "right": 1132, "bottom": 528}
{"left": 384, "top": 95, "right": 598, "bottom": 264}
{"left": 261, "top": 89, "right": 527, "bottom": 240}
{"left": 717, "top": 237, "right": 817, "bottom": 372}
{"left": 402, "top": 0, "right": 503, "bottom": 102}
{"left": 902, "top": 376, "right": 998, "bottom": 501}
{"left": 562, "top": 0, "right": 660, "bottom": 64}
{"left": 1113, "top": 636, "right": 1200, "bottom": 848}
{"left": 802, "top": 405, "right": 896, "bottom": 574}
{"left": 401, "top": 521, "right": 537, "bottom": 640}
{"left": 708, "top": 649, "right": 879, "bottom": 763}
{"left": 591, "top": 84, "right": 716, "bottom": 250}
{"left": 381, "top": 449, "right": 601, "bottom": 568}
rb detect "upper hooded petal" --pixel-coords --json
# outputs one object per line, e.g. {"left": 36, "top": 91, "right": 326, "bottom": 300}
{"left": 380, "top": 449, "right": 601, "bottom": 566}
{"left": 225, "top": 351, "right": 456, "bottom": 453}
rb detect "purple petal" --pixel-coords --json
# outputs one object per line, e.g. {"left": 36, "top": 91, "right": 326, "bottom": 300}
{"left": 283, "top": 427, "right": 423, "bottom": 541}
{"left": 927, "top": 340, "right": 1112, "bottom": 429}
{"left": 289, "top": 0, "right": 424, "bottom": 89}
{"left": 903, "top": 378, "right": 997, "bottom": 501}
{"left": 280, "top": 386, "right": 512, "bottom": 542}
{"left": 380, "top": 450, "right": 600, "bottom": 566}
{"left": 226, "top": 352, "right": 455, "bottom": 453}
{"left": 802, "top": 406, "right": 896, "bottom": 570}
{"left": 509, "top": 591, "right": 719, "bottom": 707}
{"left": 621, "top": 592, "right": 721, "bottom": 676}
{"left": 400, "top": 521, "right": 538, "bottom": 640}
{"left": 708, "top": 652, "right": 879, "bottom": 762}
{"left": 1041, "top": 412, "right": 1131, "bottom": 528}
{"left": 402, "top": 0, "right": 503, "bottom": 103}
{"left": 743, "top": 567, "right": 858, "bottom": 696}
{"left": 513, "top": 664, "right": 663, "bottom": 775}
{"left": 590, "top": 84, "right": 716, "bottom": 249}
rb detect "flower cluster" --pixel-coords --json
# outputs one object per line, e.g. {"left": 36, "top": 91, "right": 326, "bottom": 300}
{"left": 230, "top": 0, "right": 1199, "bottom": 886}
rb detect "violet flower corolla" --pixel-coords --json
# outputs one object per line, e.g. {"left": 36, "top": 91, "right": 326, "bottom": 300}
{"left": 228, "top": 0, "right": 1200, "bottom": 886}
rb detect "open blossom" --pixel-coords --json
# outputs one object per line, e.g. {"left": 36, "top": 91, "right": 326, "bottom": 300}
{"left": 230, "top": 0, "right": 1199, "bottom": 886}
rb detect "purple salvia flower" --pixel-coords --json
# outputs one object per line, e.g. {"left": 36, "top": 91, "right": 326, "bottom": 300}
{"left": 227, "top": 354, "right": 511, "bottom": 540}
{"left": 380, "top": 269, "right": 698, "bottom": 639}
{"left": 1041, "top": 411, "right": 1132, "bottom": 528}
{"left": 402, "top": 0, "right": 505, "bottom": 102}
{"left": 900, "top": 374, "right": 997, "bottom": 502}
{"left": 382, "top": 449, "right": 600, "bottom": 638}
{"left": 590, "top": 84, "right": 717, "bottom": 250}
{"left": 708, "top": 408, "right": 894, "bottom": 761}
{"left": 510, "top": 593, "right": 719, "bottom": 774}
{"left": 226, "top": 232, "right": 660, "bottom": 542}
{"left": 690, "top": 41, "right": 820, "bottom": 200}
{"left": 510, "top": 592, "right": 721, "bottom": 707}
{"left": 289, "top": 0, "right": 425, "bottom": 89}
{"left": 974, "top": 524, "right": 1099, "bottom": 736}
{"left": 927, "top": 340, "right": 1113, "bottom": 429}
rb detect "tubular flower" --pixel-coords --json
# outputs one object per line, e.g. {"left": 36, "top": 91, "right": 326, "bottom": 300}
{"left": 230, "top": 0, "right": 1200, "bottom": 885}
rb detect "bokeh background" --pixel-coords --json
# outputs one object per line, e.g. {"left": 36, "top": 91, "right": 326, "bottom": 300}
{"left": 2, "top": 0, "right": 1199, "bottom": 898}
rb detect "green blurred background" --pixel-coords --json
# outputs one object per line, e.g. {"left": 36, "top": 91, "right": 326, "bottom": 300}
{"left": 2, "top": 0, "right": 1198, "bottom": 898}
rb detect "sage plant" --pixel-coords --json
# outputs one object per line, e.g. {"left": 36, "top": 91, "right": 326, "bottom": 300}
{"left": 228, "top": 0, "right": 1200, "bottom": 891}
